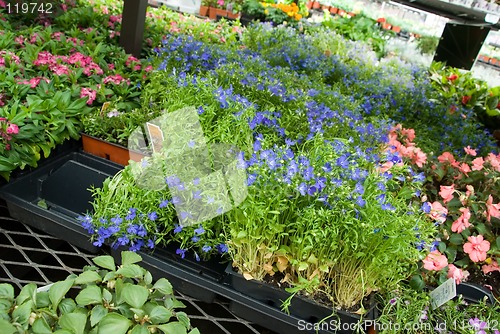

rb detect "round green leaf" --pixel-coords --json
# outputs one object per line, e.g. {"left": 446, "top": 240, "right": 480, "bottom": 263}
{"left": 35, "top": 291, "right": 50, "bottom": 308}
{"left": 130, "top": 324, "right": 149, "bottom": 334}
{"left": 115, "top": 264, "right": 145, "bottom": 278}
{"left": 156, "top": 322, "right": 188, "bottom": 334}
{"left": 0, "top": 318, "right": 17, "bottom": 334}
{"left": 59, "top": 313, "right": 87, "bottom": 334}
{"left": 75, "top": 271, "right": 102, "bottom": 285}
{"left": 90, "top": 305, "right": 108, "bottom": 327}
{"left": 153, "top": 278, "right": 173, "bottom": 295}
{"left": 16, "top": 283, "right": 36, "bottom": 305}
{"left": 49, "top": 279, "right": 75, "bottom": 311}
{"left": 121, "top": 251, "right": 143, "bottom": 266}
{"left": 58, "top": 298, "right": 77, "bottom": 314}
{"left": 32, "top": 316, "right": 52, "bottom": 334}
{"left": 0, "top": 284, "right": 14, "bottom": 300}
{"left": 92, "top": 255, "right": 116, "bottom": 271}
{"left": 76, "top": 285, "right": 102, "bottom": 306}
{"left": 97, "top": 313, "right": 132, "bottom": 334}
{"left": 12, "top": 300, "right": 33, "bottom": 326}
{"left": 121, "top": 284, "right": 149, "bottom": 309}
{"left": 149, "top": 306, "right": 172, "bottom": 325}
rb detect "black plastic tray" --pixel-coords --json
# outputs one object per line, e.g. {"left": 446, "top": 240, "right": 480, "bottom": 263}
{"left": 0, "top": 150, "right": 122, "bottom": 253}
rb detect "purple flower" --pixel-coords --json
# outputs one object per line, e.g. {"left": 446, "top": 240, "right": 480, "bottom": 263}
{"left": 322, "top": 162, "right": 332, "bottom": 173}
{"left": 193, "top": 190, "right": 202, "bottom": 199}
{"left": 298, "top": 182, "right": 307, "bottom": 196}
{"left": 193, "top": 177, "right": 200, "bottom": 185}
{"left": 194, "top": 226, "right": 205, "bottom": 235}
{"left": 355, "top": 196, "right": 366, "bottom": 207}
{"left": 159, "top": 199, "right": 170, "bottom": 208}
{"left": 129, "top": 240, "right": 144, "bottom": 252}
{"left": 216, "top": 243, "right": 228, "bottom": 254}
{"left": 147, "top": 239, "right": 155, "bottom": 249}
{"left": 125, "top": 208, "right": 137, "bottom": 221}
{"left": 421, "top": 202, "right": 431, "bottom": 214}
{"left": 173, "top": 224, "right": 183, "bottom": 234}
{"left": 354, "top": 182, "right": 364, "bottom": 194}
{"left": 336, "top": 155, "right": 349, "bottom": 169}
{"left": 192, "top": 236, "right": 200, "bottom": 243}
{"left": 202, "top": 245, "right": 212, "bottom": 253}
{"left": 307, "top": 185, "right": 317, "bottom": 196}
{"left": 176, "top": 248, "right": 187, "bottom": 259}
{"left": 117, "top": 235, "right": 130, "bottom": 246}
{"left": 194, "top": 252, "right": 200, "bottom": 262}
{"left": 303, "top": 166, "right": 314, "bottom": 181}
{"left": 247, "top": 173, "right": 257, "bottom": 186}
{"left": 381, "top": 203, "right": 396, "bottom": 211}
{"left": 148, "top": 212, "right": 158, "bottom": 221}
{"left": 188, "top": 140, "right": 196, "bottom": 148}
{"left": 110, "top": 215, "right": 123, "bottom": 225}
{"left": 171, "top": 196, "right": 181, "bottom": 205}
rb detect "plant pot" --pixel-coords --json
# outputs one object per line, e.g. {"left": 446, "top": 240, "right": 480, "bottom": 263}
{"left": 321, "top": 5, "right": 330, "bottom": 11}
{"left": 329, "top": 6, "right": 338, "bottom": 14}
{"left": 81, "top": 133, "right": 147, "bottom": 166}
{"left": 456, "top": 282, "right": 496, "bottom": 304}
{"left": 392, "top": 25, "right": 401, "bottom": 33}
{"left": 337, "top": 9, "right": 346, "bottom": 16}
{"left": 225, "top": 264, "right": 377, "bottom": 334}
{"left": 312, "top": 1, "right": 321, "bottom": 9}
{"left": 381, "top": 22, "right": 392, "bottom": 30}
{"left": 226, "top": 11, "right": 240, "bottom": 19}
{"left": 208, "top": 6, "right": 217, "bottom": 20}
{"left": 214, "top": 8, "right": 228, "bottom": 20}
{"left": 0, "top": 150, "right": 122, "bottom": 253}
{"left": 306, "top": 1, "right": 314, "bottom": 9}
{"left": 199, "top": 5, "right": 209, "bottom": 16}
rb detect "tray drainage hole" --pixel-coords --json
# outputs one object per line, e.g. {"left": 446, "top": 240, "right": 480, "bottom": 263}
{"left": 105, "top": 153, "right": 110, "bottom": 160}
{"left": 265, "top": 299, "right": 276, "bottom": 307}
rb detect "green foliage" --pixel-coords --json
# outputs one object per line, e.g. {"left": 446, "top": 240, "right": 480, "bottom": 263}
{"left": 0, "top": 251, "right": 198, "bottom": 334}
{"left": 415, "top": 35, "right": 439, "bottom": 55}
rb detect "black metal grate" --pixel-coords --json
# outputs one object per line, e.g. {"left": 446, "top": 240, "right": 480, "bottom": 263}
{"left": 0, "top": 201, "right": 274, "bottom": 334}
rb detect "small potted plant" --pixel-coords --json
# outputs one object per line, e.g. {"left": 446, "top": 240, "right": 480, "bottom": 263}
{"left": 0, "top": 251, "right": 200, "bottom": 334}
{"left": 199, "top": 0, "right": 212, "bottom": 16}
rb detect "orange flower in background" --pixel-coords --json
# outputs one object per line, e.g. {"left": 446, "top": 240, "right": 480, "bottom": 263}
{"left": 461, "top": 95, "right": 471, "bottom": 105}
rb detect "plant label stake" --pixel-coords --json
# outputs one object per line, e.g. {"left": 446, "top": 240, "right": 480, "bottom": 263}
{"left": 430, "top": 278, "right": 456, "bottom": 309}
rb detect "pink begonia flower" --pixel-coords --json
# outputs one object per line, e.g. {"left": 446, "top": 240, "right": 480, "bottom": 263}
{"left": 401, "top": 128, "right": 416, "bottom": 142}
{"left": 482, "top": 260, "right": 500, "bottom": 275}
{"left": 80, "top": 88, "right": 97, "bottom": 105}
{"left": 217, "top": 0, "right": 224, "bottom": 6}
{"left": 471, "top": 157, "right": 484, "bottom": 171}
{"left": 144, "top": 65, "right": 153, "bottom": 72}
{"left": 447, "top": 264, "right": 469, "bottom": 284}
{"left": 409, "top": 147, "right": 427, "bottom": 167}
{"left": 438, "top": 152, "right": 455, "bottom": 164}
{"left": 379, "top": 161, "right": 393, "bottom": 173}
{"left": 428, "top": 201, "right": 448, "bottom": 223}
{"left": 423, "top": 250, "right": 448, "bottom": 271}
{"left": 464, "top": 146, "right": 477, "bottom": 156}
{"left": 451, "top": 207, "right": 471, "bottom": 233}
{"left": 50, "top": 64, "right": 70, "bottom": 76}
{"left": 0, "top": 56, "right": 5, "bottom": 67}
{"left": 0, "top": 0, "right": 6, "bottom": 8}
{"left": 6, "top": 123, "right": 19, "bottom": 135}
{"left": 484, "top": 195, "right": 500, "bottom": 222}
{"left": 463, "top": 235, "right": 490, "bottom": 262}
{"left": 465, "top": 185, "right": 474, "bottom": 197}
{"left": 486, "top": 153, "right": 500, "bottom": 172}
{"left": 439, "top": 185, "right": 455, "bottom": 203}
{"left": 458, "top": 162, "right": 471, "bottom": 175}
{"left": 103, "top": 74, "right": 126, "bottom": 85}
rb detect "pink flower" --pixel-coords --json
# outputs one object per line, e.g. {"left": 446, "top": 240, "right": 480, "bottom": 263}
{"left": 463, "top": 235, "right": 490, "bottom": 262}
{"left": 80, "top": 87, "right": 96, "bottom": 105}
{"left": 486, "top": 153, "right": 500, "bottom": 172}
{"left": 482, "top": 260, "right": 500, "bottom": 274}
{"left": 471, "top": 157, "right": 484, "bottom": 171}
{"left": 428, "top": 201, "right": 448, "bottom": 223}
{"left": 447, "top": 264, "right": 468, "bottom": 284}
{"left": 439, "top": 185, "right": 455, "bottom": 203}
{"left": 451, "top": 207, "right": 471, "bottom": 233}
{"left": 401, "top": 128, "right": 416, "bottom": 142}
{"left": 458, "top": 162, "right": 471, "bottom": 175}
{"left": 103, "top": 74, "right": 126, "bottom": 85}
{"left": 144, "top": 65, "right": 153, "bottom": 72}
{"left": 217, "top": 0, "right": 224, "bottom": 6}
{"left": 484, "top": 195, "right": 500, "bottom": 222}
{"left": 6, "top": 123, "right": 19, "bottom": 135}
{"left": 438, "top": 152, "right": 455, "bottom": 164}
{"left": 50, "top": 64, "right": 70, "bottom": 76}
{"left": 409, "top": 147, "right": 427, "bottom": 168}
{"left": 423, "top": 250, "right": 448, "bottom": 271}
{"left": 464, "top": 146, "right": 477, "bottom": 156}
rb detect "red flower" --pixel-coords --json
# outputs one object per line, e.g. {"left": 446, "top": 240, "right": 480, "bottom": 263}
{"left": 447, "top": 74, "right": 458, "bottom": 81}
{"left": 461, "top": 95, "right": 471, "bottom": 105}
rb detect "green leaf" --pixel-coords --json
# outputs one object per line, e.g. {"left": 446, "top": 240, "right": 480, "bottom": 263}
{"left": 35, "top": 291, "right": 50, "bottom": 308}
{"left": 59, "top": 312, "right": 87, "bottom": 334}
{"left": 188, "top": 329, "right": 200, "bottom": 334}
{"left": 32, "top": 316, "right": 52, "bottom": 334}
{"left": 75, "top": 271, "right": 102, "bottom": 285}
{"left": 90, "top": 305, "right": 108, "bottom": 327}
{"left": 121, "top": 284, "right": 149, "bottom": 309}
{"left": 93, "top": 255, "right": 116, "bottom": 271}
{"left": 475, "top": 223, "right": 488, "bottom": 236}
{"left": 59, "top": 298, "right": 77, "bottom": 314}
{"left": 149, "top": 306, "right": 173, "bottom": 325}
{"left": 0, "top": 319, "right": 16, "bottom": 334}
{"left": 0, "top": 284, "right": 14, "bottom": 300}
{"left": 176, "top": 312, "right": 190, "bottom": 328}
{"left": 12, "top": 300, "right": 33, "bottom": 326}
{"left": 97, "top": 313, "right": 132, "bottom": 334}
{"left": 157, "top": 322, "right": 188, "bottom": 334}
{"left": 16, "top": 283, "right": 36, "bottom": 305}
{"left": 144, "top": 271, "right": 153, "bottom": 286}
{"left": 76, "top": 285, "right": 102, "bottom": 306}
{"left": 130, "top": 325, "right": 149, "bottom": 334}
{"left": 53, "top": 330, "right": 74, "bottom": 334}
{"left": 409, "top": 274, "right": 425, "bottom": 291}
{"left": 116, "top": 264, "right": 145, "bottom": 278}
{"left": 121, "top": 251, "right": 143, "bottom": 266}
{"left": 49, "top": 279, "right": 75, "bottom": 311}
{"left": 153, "top": 278, "right": 173, "bottom": 295}
{"left": 496, "top": 237, "right": 500, "bottom": 250}
{"left": 102, "top": 288, "right": 113, "bottom": 303}
{"left": 449, "top": 233, "right": 463, "bottom": 245}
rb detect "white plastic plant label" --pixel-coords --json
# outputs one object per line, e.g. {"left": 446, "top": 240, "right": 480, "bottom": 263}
{"left": 430, "top": 278, "right": 456, "bottom": 309}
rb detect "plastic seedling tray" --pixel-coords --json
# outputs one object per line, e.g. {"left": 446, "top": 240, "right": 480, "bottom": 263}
{"left": 0, "top": 150, "right": 122, "bottom": 253}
